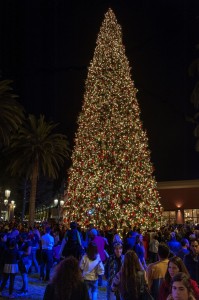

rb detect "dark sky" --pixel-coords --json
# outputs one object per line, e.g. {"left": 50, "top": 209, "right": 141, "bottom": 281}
{"left": 1, "top": 0, "right": 199, "bottom": 182}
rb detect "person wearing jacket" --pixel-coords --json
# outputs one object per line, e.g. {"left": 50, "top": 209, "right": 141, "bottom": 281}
{"left": 159, "top": 256, "right": 199, "bottom": 300}
{"left": 167, "top": 272, "right": 196, "bottom": 300}
{"left": 79, "top": 241, "right": 104, "bottom": 300}
{"left": 0, "top": 238, "right": 19, "bottom": 298}
{"left": 184, "top": 239, "right": 199, "bottom": 285}
{"left": 105, "top": 242, "right": 124, "bottom": 300}
{"left": 111, "top": 250, "right": 147, "bottom": 300}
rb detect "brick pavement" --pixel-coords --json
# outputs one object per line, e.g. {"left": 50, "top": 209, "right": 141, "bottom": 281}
{"left": 0, "top": 273, "right": 107, "bottom": 299}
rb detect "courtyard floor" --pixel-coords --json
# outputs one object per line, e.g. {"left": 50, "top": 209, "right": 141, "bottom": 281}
{"left": 0, "top": 273, "right": 107, "bottom": 300}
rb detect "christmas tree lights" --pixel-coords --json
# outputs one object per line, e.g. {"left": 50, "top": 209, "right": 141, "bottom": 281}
{"left": 64, "top": 8, "right": 162, "bottom": 229}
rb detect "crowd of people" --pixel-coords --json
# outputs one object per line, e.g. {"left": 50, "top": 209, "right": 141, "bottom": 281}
{"left": 0, "top": 220, "right": 198, "bottom": 299}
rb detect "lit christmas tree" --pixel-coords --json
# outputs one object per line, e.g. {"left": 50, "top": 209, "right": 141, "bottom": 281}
{"left": 64, "top": 8, "right": 162, "bottom": 229}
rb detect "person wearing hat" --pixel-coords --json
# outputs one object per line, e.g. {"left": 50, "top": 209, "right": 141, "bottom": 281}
{"left": 105, "top": 242, "right": 124, "bottom": 300}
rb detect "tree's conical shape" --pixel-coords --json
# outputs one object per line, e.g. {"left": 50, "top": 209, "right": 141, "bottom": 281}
{"left": 64, "top": 8, "right": 162, "bottom": 229}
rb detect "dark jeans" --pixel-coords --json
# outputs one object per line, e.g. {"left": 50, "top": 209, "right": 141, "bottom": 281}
{"left": 0, "top": 273, "right": 16, "bottom": 295}
{"left": 31, "top": 247, "right": 39, "bottom": 273}
{"left": 84, "top": 279, "right": 98, "bottom": 300}
{"left": 40, "top": 250, "right": 53, "bottom": 281}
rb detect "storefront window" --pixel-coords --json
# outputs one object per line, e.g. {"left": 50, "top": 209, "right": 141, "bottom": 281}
{"left": 184, "top": 209, "right": 199, "bottom": 224}
{"left": 162, "top": 211, "right": 176, "bottom": 225}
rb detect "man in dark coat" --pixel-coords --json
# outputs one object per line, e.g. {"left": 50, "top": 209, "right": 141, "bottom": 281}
{"left": 105, "top": 242, "right": 124, "bottom": 300}
{"left": 184, "top": 238, "right": 199, "bottom": 285}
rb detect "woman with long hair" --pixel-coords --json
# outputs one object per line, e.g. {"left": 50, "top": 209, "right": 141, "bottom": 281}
{"left": 167, "top": 272, "right": 196, "bottom": 300}
{"left": 43, "top": 256, "right": 89, "bottom": 300}
{"left": 80, "top": 241, "right": 104, "bottom": 300}
{"left": 111, "top": 250, "right": 147, "bottom": 300}
{"left": 159, "top": 256, "right": 199, "bottom": 300}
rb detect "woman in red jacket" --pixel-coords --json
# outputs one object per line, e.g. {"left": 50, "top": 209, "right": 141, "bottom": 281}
{"left": 159, "top": 256, "right": 199, "bottom": 300}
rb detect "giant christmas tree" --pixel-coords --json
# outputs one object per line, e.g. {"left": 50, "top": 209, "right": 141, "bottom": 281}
{"left": 64, "top": 8, "right": 162, "bottom": 229}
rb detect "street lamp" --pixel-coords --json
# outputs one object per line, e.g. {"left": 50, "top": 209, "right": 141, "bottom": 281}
{"left": 54, "top": 198, "right": 64, "bottom": 223}
{"left": 5, "top": 189, "right": 11, "bottom": 199}
{"left": 3, "top": 190, "right": 11, "bottom": 220}
{"left": 3, "top": 190, "right": 16, "bottom": 221}
{"left": 9, "top": 201, "right": 16, "bottom": 221}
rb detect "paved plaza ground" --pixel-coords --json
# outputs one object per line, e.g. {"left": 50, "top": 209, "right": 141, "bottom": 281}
{"left": 0, "top": 273, "right": 107, "bottom": 299}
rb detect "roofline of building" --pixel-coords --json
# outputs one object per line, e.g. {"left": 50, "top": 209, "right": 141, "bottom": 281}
{"left": 157, "top": 179, "right": 199, "bottom": 189}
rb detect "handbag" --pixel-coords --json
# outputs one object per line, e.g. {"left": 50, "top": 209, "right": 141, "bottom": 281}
{"left": 140, "top": 272, "right": 154, "bottom": 300}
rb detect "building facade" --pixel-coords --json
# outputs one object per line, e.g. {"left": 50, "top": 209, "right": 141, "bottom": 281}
{"left": 158, "top": 180, "right": 199, "bottom": 225}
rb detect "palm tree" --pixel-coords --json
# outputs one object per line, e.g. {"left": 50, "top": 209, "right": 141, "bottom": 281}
{"left": 7, "top": 114, "right": 70, "bottom": 226}
{"left": 0, "top": 80, "right": 24, "bottom": 146}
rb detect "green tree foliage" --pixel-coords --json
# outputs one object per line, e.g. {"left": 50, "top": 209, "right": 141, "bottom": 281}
{"left": 6, "top": 114, "right": 70, "bottom": 226}
{"left": 0, "top": 80, "right": 24, "bottom": 146}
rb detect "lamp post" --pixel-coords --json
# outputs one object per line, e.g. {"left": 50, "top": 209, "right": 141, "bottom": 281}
{"left": 54, "top": 198, "right": 64, "bottom": 223}
{"left": 4, "top": 189, "right": 11, "bottom": 221}
{"left": 9, "top": 200, "right": 16, "bottom": 221}
{"left": 4, "top": 190, "right": 16, "bottom": 221}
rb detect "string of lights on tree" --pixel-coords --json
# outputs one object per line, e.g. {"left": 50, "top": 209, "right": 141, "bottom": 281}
{"left": 63, "top": 8, "right": 162, "bottom": 229}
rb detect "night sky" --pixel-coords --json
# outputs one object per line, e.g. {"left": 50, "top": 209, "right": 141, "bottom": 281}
{"left": 1, "top": 0, "right": 199, "bottom": 182}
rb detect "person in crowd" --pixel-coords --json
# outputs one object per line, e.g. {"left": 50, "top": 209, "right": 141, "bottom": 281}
{"left": 159, "top": 256, "right": 199, "bottom": 300}
{"left": 184, "top": 238, "right": 199, "bottom": 285}
{"left": 33, "top": 225, "right": 41, "bottom": 240}
{"left": 53, "top": 241, "right": 61, "bottom": 266}
{"left": 59, "top": 222, "right": 83, "bottom": 260}
{"left": 147, "top": 243, "right": 170, "bottom": 299}
{"left": 99, "top": 230, "right": 109, "bottom": 261}
{"left": 43, "top": 256, "right": 90, "bottom": 300}
{"left": 53, "top": 229, "right": 60, "bottom": 246}
{"left": 177, "top": 238, "right": 190, "bottom": 260}
{"left": 112, "top": 228, "right": 122, "bottom": 245}
{"left": 84, "top": 223, "right": 95, "bottom": 250}
{"left": 105, "top": 242, "right": 124, "bottom": 300}
{"left": 123, "top": 228, "right": 138, "bottom": 253}
{"left": 134, "top": 234, "right": 147, "bottom": 270}
{"left": 18, "top": 233, "right": 32, "bottom": 297}
{"left": 79, "top": 241, "right": 104, "bottom": 300}
{"left": 8, "top": 225, "right": 19, "bottom": 240}
{"left": 40, "top": 226, "right": 54, "bottom": 282}
{"left": 149, "top": 233, "right": 159, "bottom": 263}
{"left": 167, "top": 232, "right": 181, "bottom": 256}
{"left": 167, "top": 272, "right": 196, "bottom": 300}
{"left": 90, "top": 228, "right": 106, "bottom": 286}
{"left": 0, "top": 239, "right": 19, "bottom": 298}
{"left": 111, "top": 250, "right": 147, "bottom": 300}
{"left": 28, "top": 227, "right": 40, "bottom": 274}
{"left": 0, "top": 233, "right": 7, "bottom": 282}
{"left": 17, "top": 233, "right": 32, "bottom": 297}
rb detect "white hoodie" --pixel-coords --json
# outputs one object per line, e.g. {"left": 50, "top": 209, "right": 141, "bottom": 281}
{"left": 80, "top": 253, "right": 104, "bottom": 281}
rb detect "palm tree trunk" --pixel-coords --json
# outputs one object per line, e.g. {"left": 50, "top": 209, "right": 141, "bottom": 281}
{"left": 29, "top": 160, "right": 39, "bottom": 227}
{"left": 21, "top": 179, "right": 28, "bottom": 221}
